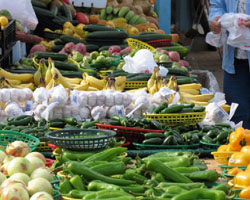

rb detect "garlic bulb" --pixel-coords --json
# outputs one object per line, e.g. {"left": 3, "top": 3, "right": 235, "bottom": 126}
{"left": 108, "top": 105, "right": 124, "bottom": 118}
{"left": 0, "top": 91, "right": 3, "bottom": 102}
{"left": 63, "top": 105, "right": 72, "bottom": 118}
{"left": 125, "top": 105, "right": 134, "bottom": 115}
{"left": 22, "top": 88, "right": 33, "bottom": 100}
{"left": 34, "top": 104, "right": 47, "bottom": 118}
{"left": 33, "top": 87, "right": 48, "bottom": 104}
{"left": 87, "top": 92, "right": 97, "bottom": 107}
{"left": 91, "top": 106, "right": 106, "bottom": 120}
{"left": 71, "top": 105, "right": 80, "bottom": 116}
{"left": 114, "top": 92, "right": 123, "bottom": 105}
{"left": 5, "top": 102, "right": 24, "bottom": 118}
{"left": 122, "top": 93, "right": 132, "bottom": 107}
{"left": 96, "top": 91, "right": 106, "bottom": 106}
{"left": 1, "top": 89, "right": 10, "bottom": 102}
{"left": 79, "top": 92, "right": 88, "bottom": 106}
{"left": 135, "top": 96, "right": 150, "bottom": 110}
{"left": 133, "top": 108, "right": 142, "bottom": 117}
{"left": 79, "top": 107, "right": 90, "bottom": 119}
{"left": 18, "top": 89, "right": 27, "bottom": 102}
{"left": 9, "top": 89, "right": 19, "bottom": 102}
{"left": 50, "top": 85, "right": 68, "bottom": 105}
{"left": 105, "top": 91, "right": 114, "bottom": 107}
{"left": 53, "top": 112, "right": 63, "bottom": 119}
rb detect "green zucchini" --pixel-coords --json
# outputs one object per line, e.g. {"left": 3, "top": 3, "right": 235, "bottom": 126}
{"left": 161, "top": 46, "right": 189, "bottom": 58}
{"left": 33, "top": 6, "right": 55, "bottom": 18}
{"left": 168, "top": 68, "right": 189, "bottom": 76}
{"left": 52, "top": 60, "right": 78, "bottom": 71}
{"left": 181, "top": 103, "right": 195, "bottom": 108}
{"left": 60, "top": 4, "right": 72, "bottom": 21}
{"left": 131, "top": 33, "right": 172, "bottom": 42}
{"left": 153, "top": 102, "right": 168, "bottom": 114}
{"left": 34, "top": 52, "right": 68, "bottom": 61}
{"left": 83, "top": 24, "right": 117, "bottom": 32}
{"left": 126, "top": 74, "right": 151, "bottom": 81}
{"left": 54, "top": 39, "right": 65, "bottom": 45}
{"left": 142, "top": 138, "right": 163, "bottom": 145}
{"left": 86, "top": 31, "right": 128, "bottom": 39}
{"left": 178, "top": 108, "right": 193, "bottom": 113}
{"left": 144, "top": 132, "right": 165, "bottom": 139}
{"left": 31, "top": 0, "right": 47, "bottom": 8}
{"left": 60, "top": 35, "right": 85, "bottom": 44}
{"left": 161, "top": 104, "right": 185, "bottom": 114}
{"left": 86, "top": 44, "right": 100, "bottom": 52}
{"left": 51, "top": 45, "right": 64, "bottom": 52}
{"left": 177, "top": 78, "right": 196, "bottom": 85}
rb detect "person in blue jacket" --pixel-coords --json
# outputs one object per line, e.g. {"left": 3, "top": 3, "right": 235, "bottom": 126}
{"left": 209, "top": 0, "right": 250, "bottom": 128}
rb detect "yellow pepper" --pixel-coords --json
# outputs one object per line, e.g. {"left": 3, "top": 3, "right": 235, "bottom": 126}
{"left": 217, "top": 145, "right": 228, "bottom": 152}
{"left": 239, "top": 186, "right": 250, "bottom": 199}
{"left": 244, "top": 129, "right": 250, "bottom": 145}
{"left": 230, "top": 128, "right": 245, "bottom": 145}
{"left": 227, "top": 167, "right": 242, "bottom": 176}
{"left": 241, "top": 146, "right": 250, "bottom": 154}
{"left": 234, "top": 171, "right": 250, "bottom": 187}
{"left": 227, "top": 143, "right": 242, "bottom": 152}
{"left": 228, "top": 152, "right": 250, "bottom": 166}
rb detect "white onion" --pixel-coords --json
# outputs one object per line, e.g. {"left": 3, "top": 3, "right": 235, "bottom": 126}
{"left": 30, "top": 192, "right": 53, "bottom": 200}
{"left": 26, "top": 157, "right": 45, "bottom": 172}
{"left": 1, "top": 183, "right": 29, "bottom": 200}
{"left": 27, "top": 178, "right": 53, "bottom": 196}
{"left": 25, "top": 152, "right": 46, "bottom": 164}
{"left": 9, "top": 173, "right": 30, "bottom": 186}
{"left": 0, "top": 151, "right": 6, "bottom": 163}
{"left": 0, "top": 172, "right": 6, "bottom": 185}
{"left": 31, "top": 168, "right": 54, "bottom": 182}
{"left": 6, "top": 141, "right": 30, "bottom": 157}
{"left": 7, "top": 157, "right": 32, "bottom": 176}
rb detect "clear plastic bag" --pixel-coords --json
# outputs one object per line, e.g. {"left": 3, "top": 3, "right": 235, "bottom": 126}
{"left": 0, "top": 0, "right": 38, "bottom": 30}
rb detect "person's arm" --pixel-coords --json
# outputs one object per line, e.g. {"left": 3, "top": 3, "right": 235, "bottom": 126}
{"left": 244, "top": 19, "right": 250, "bottom": 28}
{"left": 209, "top": 0, "right": 227, "bottom": 34}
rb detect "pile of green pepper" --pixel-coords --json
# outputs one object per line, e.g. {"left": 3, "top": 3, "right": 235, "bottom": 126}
{"left": 201, "top": 123, "right": 233, "bottom": 145}
{"left": 141, "top": 125, "right": 202, "bottom": 145}
{"left": 54, "top": 147, "right": 232, "bottom": 200}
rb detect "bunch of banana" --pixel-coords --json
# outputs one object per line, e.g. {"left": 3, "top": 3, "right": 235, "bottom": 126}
{"left": 83, "top": 73, "right": 106, "bottom": 90}
{"left": 0, "top": 76, "right": 34, "bottom": 90}
{"left": 0, "top": 68, "right": 33, "bottom": 83}
{"left": 34, "top": 59, "right": 47, "bottom": 87}
{"left": 147, "top": 66, "right": 158, "bottom": 91}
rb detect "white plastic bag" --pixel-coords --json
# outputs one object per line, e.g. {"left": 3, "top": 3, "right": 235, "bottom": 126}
{"left": 220, "top": 13, "right": 250, "bottom": 50}
{"left": 205, "top": 31, "right": 227, "bottom": 48}
{"left": 122, "top": 49, "right": 168, "bottom": 76}
{"left": 0, "top": 0, "right": 38, "bottom": 30}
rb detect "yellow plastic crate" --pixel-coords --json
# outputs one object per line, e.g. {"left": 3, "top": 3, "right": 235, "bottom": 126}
{"left": 125, "top": 81, "right": 147, "bottom": 89}
{"left": 36, "top": 142, "right": 52, "bottom": 152}
{"left": 126, "top": 38, "right": 155, "bottom": 51}
{"left": 228, "top": 179, "right": 246, "bottom": 190}
{"left": 211, "top": 152, "right": 234, "bottom": 165}
{"left": 62, "top": 197, "right": 81, "bottom": 200}
{"left": 145, "top": 112, "right": 206, "bottom": 126}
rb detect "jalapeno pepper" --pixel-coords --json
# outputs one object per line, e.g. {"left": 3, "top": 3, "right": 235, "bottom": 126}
{"left": 59, "top": 179, "right": 73, "bottom": 195}
{"left": 88, "top": 180, "right": 122, "bottom": 191}
{"left": 70, "top": 175, "right": 85, "bottom": 190}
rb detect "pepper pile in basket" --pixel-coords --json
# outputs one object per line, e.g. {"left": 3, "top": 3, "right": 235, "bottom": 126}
{"left": 152, "top": 102, "right": 205, "bottom": 114}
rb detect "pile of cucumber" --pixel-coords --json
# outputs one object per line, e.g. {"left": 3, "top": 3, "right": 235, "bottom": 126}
{"left": 152, "top": 102, "right": 205, "bottom": 114}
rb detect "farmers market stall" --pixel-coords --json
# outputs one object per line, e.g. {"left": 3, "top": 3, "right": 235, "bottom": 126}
{"left": 0, "top": 0, "right": 249, "bottom": 200}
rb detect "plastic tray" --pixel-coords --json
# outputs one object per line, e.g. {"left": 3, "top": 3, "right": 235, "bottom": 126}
{"left": 219, "top": 165, "right": 246, "bottom": 171}
{"left": 46, "top": 129, "right": 116, "bottom": 151}
{"left": 125, "top": 81, "right": 147, "bottom": 89}
{"left": 0, "top": 130, "right": 40, "bottom": 151}
{"left": 90, "top": 56, "right": 121, "bottom": 68}
{"left": 228, "top": 179, "right": 246, "bottom": 190}
{"left": 96, "top": 123, "right": 163, "bottom": 143}
{"left": 147, "top": 39, "right": 172, "bottom": 48}
{"left": 36, "top": 141, "right": 52, "bottom": 152}
{"left": 200, "top": 141, "right": 221, "bottom": 149}
{"left": 222, "top": 170, "right": 235, "bottom": 179}
{"left": 126, "top": 38, "right": 155, "bottom": 51}
{"left": 145, "top": 112, "right": 206, "bottom": 126}
{"left": 133, "top": 142, "right": 200, "bottom": 150}
{"left": 211, "top": 152, "right": 235, "bottom": 165}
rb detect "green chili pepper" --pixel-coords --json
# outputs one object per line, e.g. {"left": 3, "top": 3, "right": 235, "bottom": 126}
{"left": 185, "top": 170, "right": 219, "bottom": 182}
{"left": 69, "top": 190, "right": 93, "bottom": 199}
{"left": 64, "top": 117, "right": 78, "bottom": 125}
{"left": 59, "top": 179, "right": 73, "bottom": 195}
{"left": 88, "top": 180, "right": 123, "bottom": 191}
{"left": 70, "top": 175, "right": 85, "bottom": 190}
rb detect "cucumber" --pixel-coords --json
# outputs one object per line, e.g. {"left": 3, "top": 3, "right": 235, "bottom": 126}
{"left": 34, "top": 52, "right": 68, "bottom": 61}
{"left": 193, "top": 106, "right": 205, "bottom": 112}
{"left": 51, "top": 45, "right": 64, "bottom": 52}
{"left": 177, "top": 78, "right": 196, "bottom": 85}
{"left": 86, "top": 31, "right": 128, "bottom": 40}
{"left": 154, "top": 102, "right": 168, "bottom": 114}
{"left": 86, "top": 44, "right": 100, "bottom": 52}
{"left": 31, "top": 0, "right": 47, "bottom": 8}
{"left": 161, "top": 104, "right": 185, "bottom": 114}
{"left": 168, "top": 68, "right": 189, "bottom": 76}
{"left": 45, "top": 60, "right": 78, "bottom": 71}
{"left": 131, "top": 34, "right": 172, "bottom": 42}
{"left": 61, "top": 4, "right": 72, "bottom": 21}
{"left": 178, "top": 108, "right": 193, "bottom": 113}
{"left": 144, "top": 133, "right": 165, "bottom": 139}
{"left": 83, "top": 24, "right": 117, "bottom": 32}
{"left": 126, "top": 74, "right": 151, "bottom": 81}
{"left": 33, "top": 6, "right": 55, "bottom": 18}
{"left": 60, "top": 35, "right": 85, "bottom": 44}
{"left": 181, "top": 103, "right": 195, "bottom": 108}
{"left": 142, "top": 138, "right": 163, "bottom": 145}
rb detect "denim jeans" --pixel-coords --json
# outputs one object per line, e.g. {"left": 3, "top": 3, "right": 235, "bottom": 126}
{"left": 224, "top": 59, "right": 250, "bottom": 129}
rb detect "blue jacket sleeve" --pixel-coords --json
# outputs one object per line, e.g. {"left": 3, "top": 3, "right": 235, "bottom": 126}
{"left": 209, "top": 0, "right": 227, "bottom": 23}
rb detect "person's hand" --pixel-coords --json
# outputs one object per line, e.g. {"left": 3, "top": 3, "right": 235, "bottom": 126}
{"left": 243, "top": 19, "right": 250, "bottom": 28}
{"left": 210, "top": 16, "right": 222, "bottom": 34}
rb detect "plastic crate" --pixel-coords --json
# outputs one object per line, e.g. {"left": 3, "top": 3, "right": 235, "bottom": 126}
{"left": 133, "top": 142, "right": 200, "bottom": 150}
{"left": 211, "top": 152, "right": 235, "bottom": 165}
{"left": 147, "top": 39, "right": 172, "bottom": 48}
{"left": 125, "top": 81, "right": 147, "bottom": 89}
{"left": 200, "top": 141, "right": 221, "bottom": 149}
{"left": 145, "top": 112, "right": 206, "bottom": 126}
{"left": 0, "top": 20, "right": 16, "bottom": 56}
{"left": 126, "top": 38, "right": 155, "bottom": 51}
{"left": 96, "top": 123, "right": 163, "bottom": 143}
